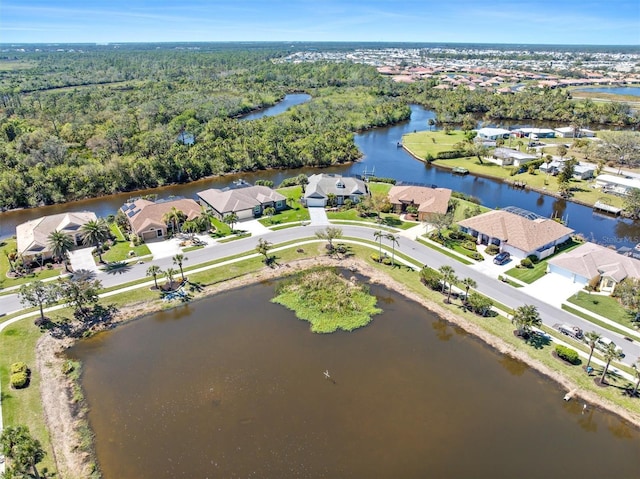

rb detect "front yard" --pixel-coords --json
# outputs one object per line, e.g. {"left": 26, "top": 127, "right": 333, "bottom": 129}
{"left": 567, "top": 291, "right": 637, "bottom": 330}
{"left": 101, "top": 223, "right": 151, "bottom": 263}
{"left": 505, "top": 238, "right": 583, "bottom": 284}
{"left": 258, "top": 186, "right": 310, "bottom": 226}
{"left": 0, "top": 238, "right": 63, "bottom": 291}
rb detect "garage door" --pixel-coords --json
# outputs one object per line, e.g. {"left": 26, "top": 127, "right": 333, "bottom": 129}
{"left": 306, "top": 198, "right": 326, "bottom": 207}
{"left": 548, "top": 263, "right": 588, "bottom": 284}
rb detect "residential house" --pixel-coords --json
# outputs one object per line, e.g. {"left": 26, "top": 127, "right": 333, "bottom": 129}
{"left": 122, "top": 198, "right": 201, "bottom": 241}
{"left": 476, "top": 127, "right": 512, "bottom": 141}
{"left": 595, "top": 174, "right": 640, "bottom": 196}
{"left": 487, "top": 148, "right": 538, "bottom": 167}
{"left": 457, "top": 208, "right": 574, "bottom": 260}
{"left": 554, "top": 127, "right": 595, "bottom": 138}
{"left": 547, "top": 242, "right": 640, "bottom": 293}
{"left": 16, "top": 211, "right": 98, "bottom": 262}
{"left": 197, "top": 184, "right": 287, "bottom": 220}
{"left": 540, "top": 160, "right": 595, "bottom": 179}
{"left": 514, "top": 128, "right": 556, "bottom": 139}
{"left": 303, "top": 174, "right": 369, "bottom": 207}
{"left": 387, "top": 185, "right": 451, "bottom": 221}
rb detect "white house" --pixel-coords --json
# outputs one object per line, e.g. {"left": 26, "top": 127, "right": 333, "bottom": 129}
{"left": 554, "top": 127, "right": 595, "bottom": 138}
{"left": 303, "top": 174, "right": 369, "bottom": 207}
{"left": 476, "top": 127, "right": 511, "bottom": 141}
{"left": 488, "top": 148, "right": 537, "bottom": 167}
{"left": 595, "top": 174, "right": 640, "bottom": 196}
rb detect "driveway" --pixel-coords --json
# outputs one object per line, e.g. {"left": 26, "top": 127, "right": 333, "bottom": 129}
{"left": 520, "top": 273, "right": 584, "bottom": 308}
{"left": 236, "top": 218, "right": 271, "bottom": 236}
{"left": 145, "top": 238, "right": 182, "bottom": 259}
{"left": 68, "top": 247, "right": 100, "bottom": 273}
{"left": 308, "top": 206, "right": 329, "bottom": 225}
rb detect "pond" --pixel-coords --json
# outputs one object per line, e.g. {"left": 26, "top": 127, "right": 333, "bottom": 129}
{"left": 68, "top": 275, "right": 640, "bottom": 478}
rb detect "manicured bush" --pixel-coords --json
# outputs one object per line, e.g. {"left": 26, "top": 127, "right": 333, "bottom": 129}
{"left": 555, "top": 345, "right": 580, "bottom": 365}
{"left": 368, "top": 176, "right": 396, "bottom": 185}
{"left": 370, "top": 253, "right": 382, "bottom": 263}
{"left": 485, "top": 244, "right": 500, "bottom": 255}
{"left": 527, "top": 254, "right": 539, "bottom": 264}
{"left": 10, "top": 371, "right": 28, "bottom": 389}
{"left": 470, "top": 252, "right": 484, "bottom": 261}
{"left": 520, "top": 257, "right": 534, "bottom": 268}
{"left": 10, "top": 362, "right": 27, "bottom": 374}
{"left": 461, "top": 240, "right": 477, "bottom": 251}
{"left": 420, "top": 267, "right": 442, "bottom": 290}
{"left": 436, "top": 150, "right": 466, "bottom": 159}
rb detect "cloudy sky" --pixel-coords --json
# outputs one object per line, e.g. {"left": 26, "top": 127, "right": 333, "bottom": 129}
{"left": 1, "top": 0, "right": 638, "bottom": 45}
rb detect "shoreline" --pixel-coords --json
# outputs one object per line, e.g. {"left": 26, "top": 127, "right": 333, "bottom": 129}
{"left": 36, "top": 255, "right": 640, "bottom": 478}
{"left": 401, "top": 144, "right": 628, "bottom": 216}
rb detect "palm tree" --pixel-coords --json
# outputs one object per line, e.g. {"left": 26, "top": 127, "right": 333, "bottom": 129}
{"left": 385, "top": 233, "right": 399, "bottom": 267}
{"left": 173, "top": 253, "right": 187, "bottom": 282}
{"left": 632, "top": 358, "right": 640, "bottom": 396}
{"left": 162, "top": 207, "right": 186, "bottom": 235}
{"left": 461, "top": 277, "right": 477, "bottom": 300}
{"left": 373, "top": 230, "right": 384, "bottom": 261}
{"left": 47, "top": 230, "right": 74, "bottom": 272}
{"left": 197, "top": 208, "right": 214, "bottom": 232}
{"left": 223, "top": 212, "right": 238, "bottom": 232}
{"left": 600, "top": 342, "right": 623, "bottom": 385}
{"left": 164, "top": 267, "right": 177, "bottom": 290}
{"left": 181, "top": 219, "right": 199, "bottom": 239}
{"left": 146, "top": 265, "right": 163, "bottom": 290}
{"left": 80, "top": 218, "right": 111, "bottom": 263}
{"left": 511, "top": 304, "right": 542, "bottom": 338}
{"left": 438, "top": 265, "right": 457, "bottom": 302}
{"left": 315, "top": 226, "right": 343, "bottom": 251}
{"left": 255, "top": 238, "right": 272, "bottom": 263}
{"left": 584, "top": 331, "right": 602, "bottom": 370}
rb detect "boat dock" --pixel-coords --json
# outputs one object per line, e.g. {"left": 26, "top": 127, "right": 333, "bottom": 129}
{"left": 593, "top": 201, "right": 622, "bottom": 216}
{"left": 452, "top": 167, "right": 469, "bottom": 175}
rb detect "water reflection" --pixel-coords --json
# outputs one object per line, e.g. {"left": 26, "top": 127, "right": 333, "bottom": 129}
{"left": 69, "top": 278, "right": 640, "bottom": 478}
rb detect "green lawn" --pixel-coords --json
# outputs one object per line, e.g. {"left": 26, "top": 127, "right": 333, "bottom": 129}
{"left": 567, "top": 292, "right": 636, "bottom": 330}
{"left": 259, "top": 186, "right": 310, "bottom": 226}
{"left": 210, "top": 218, "right": 232, "bottom": 236}
{"left": 416, "top": 237, "right": 473, "bottom": 265}
{"left": 505, "top": 239, "right": 583, "bottom": 284}
{"left": 562, "top": 304, "right": 634, "bottom": 340}
{"left": 0, "top": 238, "right": 63, "bottom": 291}
{"left": 368, "top": 182, "right": 393, "bottom": 195}
{"left": 402, "top": 130, "right": 469, "bottom": 157}
{"left": 101, "top": 239, "right": 151, "bottom": 263}
{"left": 326, "top": 208, "right": 415, "bottom": 230}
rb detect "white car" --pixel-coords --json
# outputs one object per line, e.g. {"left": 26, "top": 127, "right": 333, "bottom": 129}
{"left": 595, "top": 336, "right": 624, "bottom": 356}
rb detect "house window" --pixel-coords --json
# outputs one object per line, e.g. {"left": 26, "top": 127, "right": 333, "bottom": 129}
{"left": 157, "top": 230, "right": 163, "bottom": 237}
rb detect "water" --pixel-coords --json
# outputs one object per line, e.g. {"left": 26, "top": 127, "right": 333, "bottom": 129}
{"left": 1, "top": 99, "right": 638, "bottom": 247}
{"left": 575, "top": 87, "right": 640, "bottom": 97}
{"left": 68, "top": 277, "right": 640, "bottom": 479}
{"left": 239, "top": 93, "right": 311, "bottom": 120}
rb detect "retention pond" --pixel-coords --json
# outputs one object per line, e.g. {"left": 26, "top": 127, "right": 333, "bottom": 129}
{"left": 68, "top": 274, "right": 640, "bottom": 478}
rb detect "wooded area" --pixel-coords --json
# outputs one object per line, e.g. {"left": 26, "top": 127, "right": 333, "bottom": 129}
{"left": 0, "top": 44, "right": 637, "bottom": 210}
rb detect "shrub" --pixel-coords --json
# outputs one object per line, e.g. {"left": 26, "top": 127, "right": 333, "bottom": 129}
{"left": 10, "top": 371, "right": 28, "bottom": 388}
{"left": 420, "top": 267, "right": 442, "bottom": 290}
{"left": 527, "top": 255, "right": 539, "bottom": 264}
{"left": 461, "top": 240, "right": 477, "bottom": 251}
{"left": 11, "top": 361, "right": 27, "bottom": 374}
{"left": 370, "top": 253, "right": 381, "bottom": 263}
{"left": 470, "top": 252, "right": 484, "bottom": 261}
{"left": 555, "top": 345, "right": 580, "bottom": 365}
{"left": 520, "top": 257, "right": 534, "bottom": 268}
{"left": 436, "top": 150, "right": 466, "bottom": 160}
{"left": 381, "top": 256, "right": 392, "bottom": 265}
{"left": 485, "top": 244, "right": 500, "bottom": 255}
{"left": 368, "top": 176, "right": 396, "bottom": 185}
{"left": 425, "top": 153, "right": 434, "bottom": 163}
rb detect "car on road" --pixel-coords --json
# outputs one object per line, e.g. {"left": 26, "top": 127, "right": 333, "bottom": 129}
{"left": 594, "top": 336, "right": 625, "bottom": 357}
{"left": 556, "top": 323, "right": 583, "bottom": 340}
{"left": 493, "top": 252, "right": 511, "bottom": 265}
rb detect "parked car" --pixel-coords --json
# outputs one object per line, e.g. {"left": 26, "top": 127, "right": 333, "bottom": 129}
{"left": 594, "top": 336, "right": 624, "bottom": 356}
{"left": 493, "top": 252, "right": 511, "bottom": 265}
{"left": 556, "top": 323, "right": 583, "bottom": 340}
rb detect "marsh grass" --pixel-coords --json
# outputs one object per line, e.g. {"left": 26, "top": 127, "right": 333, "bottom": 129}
{"left": 272, "top": 267, "right": 382, "bottom": 333}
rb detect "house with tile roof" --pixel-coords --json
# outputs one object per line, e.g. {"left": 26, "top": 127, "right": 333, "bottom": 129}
{"left": 197, "top": 184, "right": 287, "bottom": 220}
{"left": 303, "top": 174, "right": 369, "bottom": 207}
{"left": 16, "top": 211, "right": 97, "bottom": 262}
{"left": 387, "top": 185, "right": 451, "bottom": 221}
{"left": 121, "top": 198, "right": 201, "bottom": 241}
{"left": 547, "top": 242, "right": 640, "bottom": 293}
{"left": 457, "top": 209, "right": 574, "bottom": 260}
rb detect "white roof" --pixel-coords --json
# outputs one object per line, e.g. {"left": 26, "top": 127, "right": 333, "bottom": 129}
{"left": 596, "top": 174, "right": 640, "bottom": 189}
{"left": 517, "top": 128, "right": 555, "bottom": 134}
{"left": 477, "top": 127, "right": 511, "bottom": 136}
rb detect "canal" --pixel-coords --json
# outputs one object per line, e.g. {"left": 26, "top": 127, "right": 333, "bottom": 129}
{"left": 68, "top": 276, "right": 640, "bottom": 478}
{"left": 1, "top": 97, "right": 637, "bottom": 247}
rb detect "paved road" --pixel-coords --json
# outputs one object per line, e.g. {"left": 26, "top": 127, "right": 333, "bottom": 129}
{"left": 2, "top": 223, "right": 639, "bottom": 364}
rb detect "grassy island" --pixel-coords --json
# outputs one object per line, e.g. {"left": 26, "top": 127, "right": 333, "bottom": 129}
{"left": 271, "top": 267, "right": 382, "bottom": 333}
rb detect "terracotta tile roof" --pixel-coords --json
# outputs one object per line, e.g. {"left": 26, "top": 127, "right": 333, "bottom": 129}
{"left": 548, "top": 242, "right": 640, "bottom": 282}
{"left": 388, "top": 186, "right": 451, "bottom": 215}
{"left": 458, "top": 210, "right": 574, "bottom": 253}
{"left": 125, "top": 198, "right": 201, "bottom": 235}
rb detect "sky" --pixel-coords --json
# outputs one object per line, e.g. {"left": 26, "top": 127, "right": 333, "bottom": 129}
{"left": 1, "top": 0, "right": 639, "bottom": 46}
